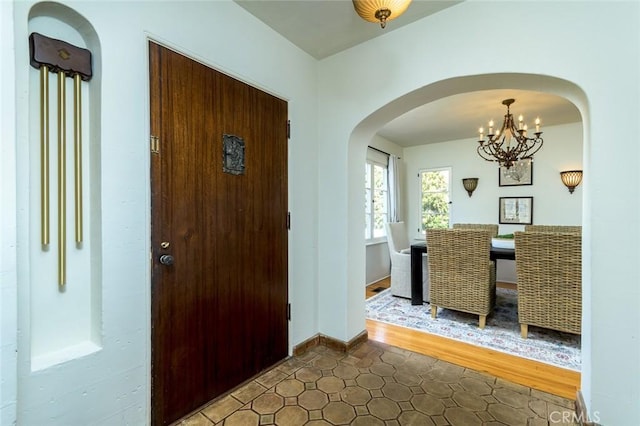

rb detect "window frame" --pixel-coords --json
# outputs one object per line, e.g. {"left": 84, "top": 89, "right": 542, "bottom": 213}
{"left": 365, "top": 157, "right": 389, "bottom": 244}
{"left": 417, "top": 167, "right": 452, "bottom": 237}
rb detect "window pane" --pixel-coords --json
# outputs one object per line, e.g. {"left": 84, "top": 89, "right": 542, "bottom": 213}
{"left": 373, "top": 164, "right": 386, "bottom": 190}
{"left": 365, "top": 160, "right": 389, "bottom": 241}
{"left": 373, "top": 213, "right": 387, "bottom": 238}
{"left": 373, "top": 189, "right": 386, "bottom": 216}
{"left": 421, "top": 169, "right": 450, "bottom": 231}
{"left": 423, "top": 170, "right": 448, "bottom": 191}
{"left": 422, "top": 192, "right": 449, "bottom": 229}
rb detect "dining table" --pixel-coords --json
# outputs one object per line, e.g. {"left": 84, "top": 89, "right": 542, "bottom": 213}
{"left": 410, "top": 241, "right": 516, "bottom": 305}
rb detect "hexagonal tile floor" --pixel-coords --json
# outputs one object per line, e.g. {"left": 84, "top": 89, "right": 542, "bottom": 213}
{"left": 176, "top": 340, "right": 578, "bottom": 425}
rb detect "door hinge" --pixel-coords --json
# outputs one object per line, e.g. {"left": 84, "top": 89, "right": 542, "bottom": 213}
{"left": 287, "top": 303, "right": 291, "bottom": 321}
{"left": 287, "top": 120, "right": 291, "bottom": 139}
{"left": 287, "top": 212, "right": 291, "bottom": 230}
{"left": 150, "top": 135, "right": 160, "bottom": 154}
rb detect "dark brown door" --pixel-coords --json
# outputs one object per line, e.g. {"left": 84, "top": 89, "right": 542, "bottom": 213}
{"left": 149, "top": 42, "right": 288, "bottom": 426}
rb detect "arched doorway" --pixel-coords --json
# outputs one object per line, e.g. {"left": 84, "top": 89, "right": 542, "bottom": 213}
{"left": 348, "top": 73, "right": 589, "bottom": 392}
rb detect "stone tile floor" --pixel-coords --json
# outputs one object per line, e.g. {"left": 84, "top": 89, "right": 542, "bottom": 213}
{"left": 176, "top": 340, "right": 577, "bottom": 425}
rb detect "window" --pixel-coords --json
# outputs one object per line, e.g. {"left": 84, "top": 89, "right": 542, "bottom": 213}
{"left": 419, "top": 168, "right": 451, "bottom": 232}
{"left": 365, "top": 158, "right": 389, "bottom": 242}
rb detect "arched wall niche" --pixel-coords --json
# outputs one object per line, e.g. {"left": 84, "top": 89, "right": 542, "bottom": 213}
{"left": 26, "top": 1, "right": 103, "bottom": 370}
{"left": 345, "top": 72, "right": 590, "bottom": 353}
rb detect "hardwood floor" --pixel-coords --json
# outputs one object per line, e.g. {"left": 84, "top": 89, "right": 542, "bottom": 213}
{"left": 364, "top": 277, "right": 581, "bottom": 400}
{"left": 365, "top": 277, "right": 391, "bottom": 298}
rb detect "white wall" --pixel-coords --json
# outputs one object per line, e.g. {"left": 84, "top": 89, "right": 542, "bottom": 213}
{"left": 317, "top": 2, "right": 639, "bottom": 425}
{"left": 404, "top": 122, "right": 583, "bottom": 239}
{"left": 1, "top": 1, "right": 18, "bottom": 423}
{"left": 401, "top": 122, "right": 583, "bottom": 282}
{"left": 4, "top": 0, "right": 319, "bottom": 424}
{"left": 365, "top": 242, "right": 390, "bottom": 285}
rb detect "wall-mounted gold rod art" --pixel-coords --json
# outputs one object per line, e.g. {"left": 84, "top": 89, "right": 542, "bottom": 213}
{"left": 29, "top": 32, "right": 93, "bottom": 287}
{"left": 74, "top": 73, "right": 83, "bottom": 244}
{"left": 40, "top": 65, "right": 50, "bottom": 246}
{"left": 58, "top": 70, "right": 66, "bottom": 286}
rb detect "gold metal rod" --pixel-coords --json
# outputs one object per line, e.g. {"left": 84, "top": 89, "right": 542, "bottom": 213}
{"left": 74, "top": 74, "right": 83, "bottom": 243}
{"left": 58, "top": 71, "right": 66, "bottom": 286}
{"left": 40, "top": 66, "right": 50, "bottom": 246}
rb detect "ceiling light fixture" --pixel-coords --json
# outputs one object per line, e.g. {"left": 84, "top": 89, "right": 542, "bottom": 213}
{"left": 476, "top": 99, "right": 543, "bottom": 169}
{"left": 352, "top": 0, "right": 412, "bottom": 29}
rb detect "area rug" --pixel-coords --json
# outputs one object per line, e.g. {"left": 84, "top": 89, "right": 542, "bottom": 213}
{"left": 366, "top": 288, "right": 581, "bottom": 371}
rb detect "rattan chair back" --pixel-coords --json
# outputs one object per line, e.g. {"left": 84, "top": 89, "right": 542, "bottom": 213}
{"left": 524, "top": 225, "right": 581, "bottom": 234}
{"left": 426, "top": 229, "right": 496, "bottom": 327}
{"left": 452, "top": 223, "right": 499, "bottom": 237}
{"left": 514, "top": 231, "right": 582, "bottom": 336}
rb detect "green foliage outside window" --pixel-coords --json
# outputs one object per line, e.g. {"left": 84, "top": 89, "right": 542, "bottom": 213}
{"left": 421, "top": 170, "right": 450, "bottom": 231}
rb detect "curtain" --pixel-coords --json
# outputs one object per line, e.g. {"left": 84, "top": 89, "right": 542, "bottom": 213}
{"left": 388, "top": 154, "right": 400, "bottom": 222}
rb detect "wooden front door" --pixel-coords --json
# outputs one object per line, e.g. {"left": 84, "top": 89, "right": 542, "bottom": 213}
{"left": 149, "top": 42, "right": 289, "bottom": 426}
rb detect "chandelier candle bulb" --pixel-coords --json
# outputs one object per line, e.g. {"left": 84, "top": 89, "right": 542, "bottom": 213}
{"left": 535, "top": 117, "right": 540, "bottom": 133}
{"left": 518, "top": 115, "right": 523, "bottom": 129}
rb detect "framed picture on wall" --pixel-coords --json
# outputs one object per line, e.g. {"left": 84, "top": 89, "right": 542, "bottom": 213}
{"left": 499, "top": 158, "right": 533, "bottom": 186}
{"left": 499, "top": 196, "right": 533, "bottom": 224}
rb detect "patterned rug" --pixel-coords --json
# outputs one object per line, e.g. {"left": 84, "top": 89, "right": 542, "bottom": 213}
{"left": 366, "top": 287, "right": 581, "bottom": 371}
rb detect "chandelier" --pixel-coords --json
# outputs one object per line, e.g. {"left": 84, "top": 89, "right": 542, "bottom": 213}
{"left": 352, "top": 0, "right": 412, "bottom": 28}
{"left": 476, "top": 99, "right": 543, "bottom": 169}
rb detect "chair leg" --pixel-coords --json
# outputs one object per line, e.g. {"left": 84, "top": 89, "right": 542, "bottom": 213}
{"left": 431, "top": 306, "right": 437, "bottom": 319}
{"left": 479, "top": 315, "right": 486, "bottom": 329}
{"left": 520, "top": 324, "right": 528, "bottom": 339}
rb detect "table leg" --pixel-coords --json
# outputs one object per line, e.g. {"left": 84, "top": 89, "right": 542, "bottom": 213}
{"left": 410, "top": 246, "right": 423, "bottom": 305}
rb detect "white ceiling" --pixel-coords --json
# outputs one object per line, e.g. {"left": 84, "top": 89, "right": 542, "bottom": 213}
{"left": 378, "top": 90, "right": 581, "bottom": 146}
{"left": 235, "top": 0, "right": 462, "bottom": 60}
{"left": 234, "top": 0, "right": 582, "bottom": 147}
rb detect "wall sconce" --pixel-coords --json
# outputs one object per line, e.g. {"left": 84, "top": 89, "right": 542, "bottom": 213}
{"left": 462, "top": 178, "right": 479, "bottom": 197}
{"left": 560, "top": 170, "right": 583, "bottom": 194}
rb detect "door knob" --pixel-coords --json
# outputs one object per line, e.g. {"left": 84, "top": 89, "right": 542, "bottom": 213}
{"left": 159, "top": 254, "right": 174, "bottom": 266}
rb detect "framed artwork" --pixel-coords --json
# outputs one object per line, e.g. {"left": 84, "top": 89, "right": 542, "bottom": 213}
{"left": 499, "top": 159, "right": 533, "bottom": 186}
{"left": 499, "top": 197, "right": 533, "bottom": 225}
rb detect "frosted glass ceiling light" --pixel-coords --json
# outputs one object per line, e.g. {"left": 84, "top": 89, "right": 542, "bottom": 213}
{"left": 352, "top": 0, "right": 413, "bottom": 28}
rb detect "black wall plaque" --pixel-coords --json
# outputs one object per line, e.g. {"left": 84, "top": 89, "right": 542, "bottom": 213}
{"left": 222, "top": 134, "right": 245, "bottom": 175}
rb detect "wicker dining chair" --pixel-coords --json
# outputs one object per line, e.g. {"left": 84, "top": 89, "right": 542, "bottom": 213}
{"left": 426, "top": 229, "right": 496, "bottom": 329}
{"left": 524, "top": 225, "right": 582, "bottom": 234}
{"left": 452, "top": 223, "right": 499, "bottom": 238}
{"left": 514, "top": 231, "right": 582, "bottom": 338}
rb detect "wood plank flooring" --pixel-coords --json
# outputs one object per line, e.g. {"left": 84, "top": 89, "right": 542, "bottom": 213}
{"left": 365, "top": 278, "right": 581, "bottom": 400}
